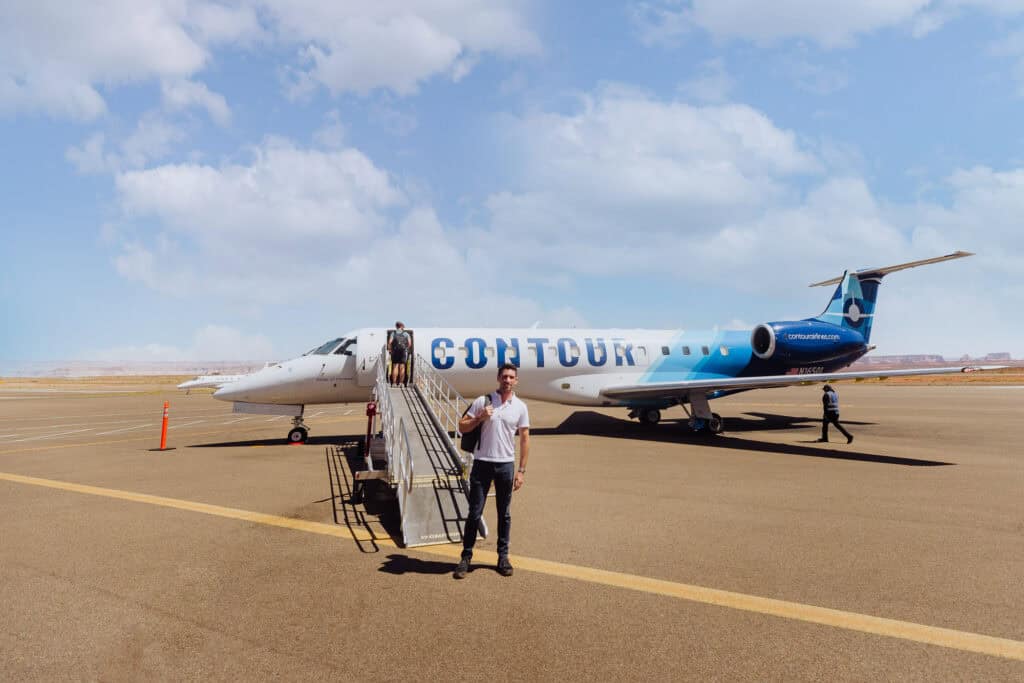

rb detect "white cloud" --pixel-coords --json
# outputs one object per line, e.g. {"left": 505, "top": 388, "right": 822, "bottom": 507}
{"left": 0, "top": 1, "right": 211, "bottom": 120}
{"left": 161, "top": 79, "right": 231, "bottom": 125}
{"left": 477, "top": 86, "right": 821, "bottom": 280}
{"left": 631, "top": 0, "right": 1024, "bottom": 49}
{"left": 313, "top": 110, "right": 347, "bottom": 149}
{"left": 266, "top": 1, "right": 542, "bottom": 96}
{"left": 630, "top": 0, "right": 694, "bottom": 47}
{"left": 105, "top": 133, "right": 588, "bottom": 331}
{"left": 115, "top": 137, "right": 403, "bottom": 247}
{"left": 783, "top": 57, "right": 850, "bottom": 95}
{"left": 2, "top": 1, "right": 539, "bottom": 122}
{"left": 678, "top": 58, "right": 734, "bottom": 103}
{"left": 89, "top": 324, "right": 275, "bottom": 361}
{"left": 67, "top": 115, "right": 187, "bottom": 174}
{"left": 988, "top": 27, "right": 1024, "bottom": 94}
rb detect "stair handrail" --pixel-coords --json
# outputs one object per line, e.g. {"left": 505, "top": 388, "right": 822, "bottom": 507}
{"left": 374, "top": 347, "right": 414, "bottom": 499}
{"left": 412, "top": 352, "right": 467, "bottom": 461}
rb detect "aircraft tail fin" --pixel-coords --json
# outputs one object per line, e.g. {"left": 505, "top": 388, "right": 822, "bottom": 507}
{"left": 809, "top": 251, "right": 973, "bottom": 344}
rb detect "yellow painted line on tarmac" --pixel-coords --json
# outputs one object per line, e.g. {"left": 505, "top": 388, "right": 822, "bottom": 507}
{"left": 0, "top": 417, "right": 366, "bottom": 456}
{"left": 1, "top": 470, "right": 1023, "bottom": 662}
{"left": 0, "top": 471, "right": 391, "bottom": 545}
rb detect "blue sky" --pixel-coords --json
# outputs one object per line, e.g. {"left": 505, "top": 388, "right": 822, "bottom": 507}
{"left": 2, "top": 0, "right": 1023, "bottom": 364}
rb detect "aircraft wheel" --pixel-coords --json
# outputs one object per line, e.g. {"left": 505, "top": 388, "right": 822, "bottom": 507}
{"left": 287, "top": 426, "right": 308, "bottom": 443}
{"left": 707, "top": 413, "right": 724, "bottom": 434}
{"left": 640, "top": 408, "right": 661, "bottom": 425}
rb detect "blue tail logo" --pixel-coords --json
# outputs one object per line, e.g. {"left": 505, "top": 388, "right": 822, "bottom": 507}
{"left": 813, "top": 271, "right": 881, "bottom": 343}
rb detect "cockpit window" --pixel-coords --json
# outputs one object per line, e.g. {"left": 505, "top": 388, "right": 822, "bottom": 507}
{"left": 334, "top": 338, "right": 356, "bottom": 356}
{"left": 311, "top": 337, "right": 344, "bottom": 355}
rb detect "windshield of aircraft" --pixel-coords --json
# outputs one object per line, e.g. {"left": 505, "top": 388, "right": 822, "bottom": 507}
{"left": 333, "top": 338, "right": 356, "bottom": 356}
{"left": 307, "top": 337, "right": 345, "bottom": 355}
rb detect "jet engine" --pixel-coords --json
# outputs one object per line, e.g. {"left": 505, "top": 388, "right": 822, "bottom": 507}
{"left": 750, "top": 321, "right": 866, "bottom": 364}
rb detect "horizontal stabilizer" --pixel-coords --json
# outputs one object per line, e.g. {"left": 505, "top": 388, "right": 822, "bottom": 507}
{"left": 809, "top": 251, "right": 973, "bottom": 288}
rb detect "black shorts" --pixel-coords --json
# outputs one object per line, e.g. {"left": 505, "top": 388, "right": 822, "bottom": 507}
{"left": 391, "top": 349, "right": 408, "bottom": 364}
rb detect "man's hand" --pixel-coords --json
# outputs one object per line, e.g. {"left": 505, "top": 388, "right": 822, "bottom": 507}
{"left": 513, "top": 471, "right": 524, "bottom": 491}
{"left": 482, "top": 404, "right": 494, "bottom": 420}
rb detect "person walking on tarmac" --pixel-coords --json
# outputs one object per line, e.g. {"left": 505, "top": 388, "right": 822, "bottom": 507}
{"left": 454, "top": 362, "right": 530, "bottom": 579}
{"left": 817, "top": 384, "right": 853, "bottom": 444}
{"left": 388, "top": 321, "right": 412, "bottom": 386}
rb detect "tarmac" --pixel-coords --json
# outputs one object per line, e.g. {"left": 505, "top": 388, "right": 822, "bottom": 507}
{"left": 1, "top": 377, "right": 1023, "bottom": 681}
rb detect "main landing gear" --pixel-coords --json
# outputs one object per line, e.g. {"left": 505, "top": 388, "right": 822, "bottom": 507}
{"left": 287, "top": 415, "right": 309, "bottom": 444}
{"left": 628, "top": 407, "right": 723, "bottom": 433}
{"left": 629, "top": 395, "right": 725, "bottom": 435}
{"left": 689, "top": 413, "right": 724, "bottom": 434}
{"left": 628, "top": 408, "right": 662, "bottom": 425}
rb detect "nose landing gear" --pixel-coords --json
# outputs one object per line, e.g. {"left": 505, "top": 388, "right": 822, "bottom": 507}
{"left": 287, "top": 415, "right": 309, "bottom": 444}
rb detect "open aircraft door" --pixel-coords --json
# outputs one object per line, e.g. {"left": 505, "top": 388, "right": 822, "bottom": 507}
{"left": 356, "top": 329, "right": 384, "bottom": 387}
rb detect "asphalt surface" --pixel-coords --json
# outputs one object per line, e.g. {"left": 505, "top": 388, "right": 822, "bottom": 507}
{"left": 1, "top": 379, "right": 1022, "bottom": 681}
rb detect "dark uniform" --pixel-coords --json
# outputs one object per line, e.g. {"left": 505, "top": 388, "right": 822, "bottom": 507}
{"left": 819, "top": 384, "right": 853, "bottom": 444}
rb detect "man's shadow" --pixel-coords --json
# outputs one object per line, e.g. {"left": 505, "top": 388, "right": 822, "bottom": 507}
{"left": 378, "top": 554, "right": 456, "bottom": 575}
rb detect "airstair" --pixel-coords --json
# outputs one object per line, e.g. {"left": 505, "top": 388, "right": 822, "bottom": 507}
{"left": 358, "top": 350, "right": 483, "bottom": 547}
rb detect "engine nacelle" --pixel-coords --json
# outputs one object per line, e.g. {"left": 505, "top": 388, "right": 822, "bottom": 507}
{"left": 751, "top": 321, "right": 866, "bottom": 364}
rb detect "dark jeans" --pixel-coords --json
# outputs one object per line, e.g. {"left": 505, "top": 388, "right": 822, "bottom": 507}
{"left": 462, "top": 460, "right": 514, "bottom": 559}
{"left": 822, "top": 410, "right": 852, "bottom": 441}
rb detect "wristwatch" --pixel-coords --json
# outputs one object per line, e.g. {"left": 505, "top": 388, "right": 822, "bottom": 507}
{"left": 517, "top": 467, "right": 526, "bottom": 473}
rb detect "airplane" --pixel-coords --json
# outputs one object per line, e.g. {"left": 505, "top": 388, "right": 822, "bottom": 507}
{"left": 209, "top": 251, "right": 997, "bottom": 443}
{"left": 177, "top": 371, "right": 260, "bottom": 393}
{"left": 177, "top": 363, "right": 281, "bottom": 393}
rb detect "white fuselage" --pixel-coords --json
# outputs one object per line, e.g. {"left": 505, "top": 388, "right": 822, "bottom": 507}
{"left": 213, "top": 326, "right": 745, "bottom": 408}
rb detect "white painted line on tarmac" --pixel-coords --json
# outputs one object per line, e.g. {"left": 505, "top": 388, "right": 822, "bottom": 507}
{"left": 265, "top": 416, "right": 287, "bottom": 422}
{"left": 221, "top": 417, "right": 255, "bottom": 425}
{"left": 168, "top": 420, "right": 205, "bottom": 429}
{"left": 10, "top": 428, "right": 95, "bottom": 443}
{"left": 309, "top": 411, "right": 324, "bottom": 418}
{"left": 96, "top": 424, "right": 152, "bottom": 436}
{"left": 343, "top": 409, "right": 353, "bottom": 415}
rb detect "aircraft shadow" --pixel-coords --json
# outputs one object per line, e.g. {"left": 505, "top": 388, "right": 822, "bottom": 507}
{"left": 531, "top": 411, "right": 952, "bottom": 467}
{"left": 731, "top": 411, "right": 877, "bottom": 432}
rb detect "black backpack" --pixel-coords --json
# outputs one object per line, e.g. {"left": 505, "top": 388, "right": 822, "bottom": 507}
{"left": 459, "top": 394, "right": 492, "bottom": 453}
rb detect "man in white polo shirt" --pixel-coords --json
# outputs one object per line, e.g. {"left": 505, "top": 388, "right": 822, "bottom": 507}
{"left": 454, "top": 362, "right": 530, "bottom": 579}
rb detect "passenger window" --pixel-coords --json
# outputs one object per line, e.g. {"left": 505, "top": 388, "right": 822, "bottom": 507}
{"left": 434, "top": 346, "right": 446, "bottom": 361}
{"left": 702, "top": 345, "right": 710, "bottom": 356}
{"left": 682, "top": 346, "right": 691, "bottom": 355}
{"left": 661, "top": 346, "right": 669, "bottom": 355}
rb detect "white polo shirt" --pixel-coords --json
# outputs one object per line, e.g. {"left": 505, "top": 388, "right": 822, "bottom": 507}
{"left": 468, "top": 391, "right": 530, "bottom": 463}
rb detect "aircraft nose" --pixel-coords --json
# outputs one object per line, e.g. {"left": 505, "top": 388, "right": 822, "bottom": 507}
{"left": 213, "top": 368, "right": 277, "bottom": 403}
{"left": 212, "top": 382, "right": 242, "bottom": 401}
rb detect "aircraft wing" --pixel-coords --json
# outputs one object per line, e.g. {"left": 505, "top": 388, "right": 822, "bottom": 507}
{"left": 600, "top": 365, "right": 1004, "bottom": 401}
{"left": 177, "top": 374, "right": 247, "bottom": 391}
